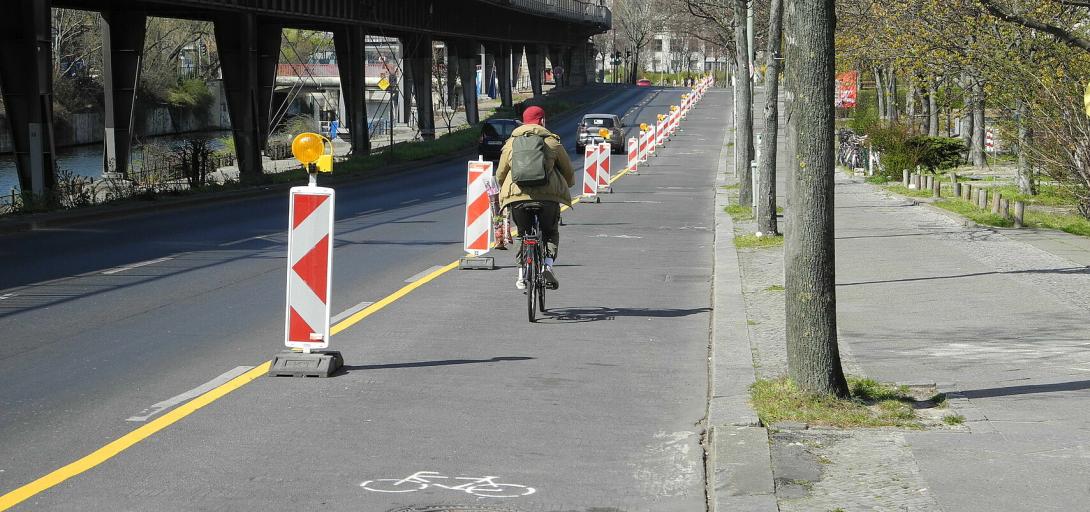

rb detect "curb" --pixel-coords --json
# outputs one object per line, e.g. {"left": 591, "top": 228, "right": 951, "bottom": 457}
{"left": 706, "top": 88, "right": 778, "bottom": 512}
{"left": 0, "top": 86, "right": 623, "bottom": 236}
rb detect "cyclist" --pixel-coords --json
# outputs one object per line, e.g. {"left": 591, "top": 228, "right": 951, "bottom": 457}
{"left": 495, "top": 105, "right": 575, "bottom": 290}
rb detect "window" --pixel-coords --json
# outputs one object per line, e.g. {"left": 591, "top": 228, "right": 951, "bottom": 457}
{"left": 654, "top": 39, "right": 664, "bottom": 52}
{"left": 585, "top": 117, "right": 615, "bottom": 128}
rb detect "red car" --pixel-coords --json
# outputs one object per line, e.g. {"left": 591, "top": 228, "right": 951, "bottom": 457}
{"left": 636, "top": 78, "right": 652, "bottom": 87}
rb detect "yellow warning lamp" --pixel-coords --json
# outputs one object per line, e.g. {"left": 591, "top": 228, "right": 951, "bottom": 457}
{"left": 598, "top": 127, "right": 611, "bottom": 140}
{"left": 671, "top": 105, "right": 680, "bottom": 112}
{"left": 657, "top": 114, "right": 666, "bottom": 122}
{"left": 681, "top": 93, "right": 690, "bottom": 100}
{"left": 291, "top": 132, "right": 334, "bottom": 173}
{"left": 640, "top": 123, "right": 650, "bottom": 132}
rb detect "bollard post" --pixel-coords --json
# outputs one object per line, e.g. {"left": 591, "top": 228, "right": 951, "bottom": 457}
{"left": 751, "top": 161, "right": 758, "bottom": 209}
{"left": 999, "top": 198, "right": 1010, "bottom": 219}
{"left": 902, "top": 169, "right": 910, "bottom": 187}
{"left": 952, "top": 181, "right": 961, "bottom": 198}
{"left": 962, "top": 183, "right": 971, "bottom": 201}
{"left": 1014, "top": 201, "right": 1025, "bottom": 228}
{"left": 925, "top": 175, "right": 933, "bottom": 191}
{"left": 932, "top": 178, "right": 941, "bottom": 198}
{"left": 979, "top": 189, "right": 988, "bottom": 210}
{"left": 991, "top": 191, "right": 1001, "bottom": 214}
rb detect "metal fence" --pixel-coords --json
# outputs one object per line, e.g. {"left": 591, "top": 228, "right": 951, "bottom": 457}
{"left": 496, "top": 0, "right": 611, "bottom": 25}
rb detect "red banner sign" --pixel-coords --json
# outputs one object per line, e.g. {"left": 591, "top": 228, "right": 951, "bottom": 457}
{"left": 835, "top": 71, "right": 859, "bottom": 109}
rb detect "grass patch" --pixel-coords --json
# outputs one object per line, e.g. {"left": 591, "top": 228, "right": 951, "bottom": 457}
{"left": 734, "top": 234, "right": 784, "bottom": 249}
{"left": 1025, "top": 209, "right": 1090, "bottom": 237}
{"left": 721, "top": 183, "right": 740, "bottom": 190}
{"left": 865, "top": 174, "right": 890, "bottom": 184}
{"left": 991, "top": 183, "right": 1074, "bottom": 208}
{"left": 943, "top": 414, "right": 965, "bottom": 425}
{"left": 747, "top": 319, "right": 757, "bottom": 326}
{"left": 929, "top": 393, "right": 948, "bottom": 408}
{"left": 725, "top": 204, "right": 754, "bottom": 221}
{"left": 933, "top": 199, "right": 1014, "bottom": 227}
{"left": 884, "top": 182, "right": 953, "bottom": 199}
{"left": 766, "top": 284, "right": 785, "bottom": 291}
{"left": 750, "top": 377, "right": 921, "bottom": 429}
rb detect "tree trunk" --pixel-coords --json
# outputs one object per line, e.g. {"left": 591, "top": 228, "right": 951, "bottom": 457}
{"left": 757, "top": 0, "right": 784, "bottom": 236}
{"left": 873, "top": 67, "right": 886, "bottom": 120}
{"left": 735, "top": 0, "right": 755, "bottom": 206}
{"left": 906, "top": 81, "right": 916, "bottom": 119}
{"left": 972, "top": 78, "right": 986, "bottom": 167}
{"left": 1016, "top": 100, "right": 1036, "bottom": 195}
{"left": 960, "top": 80, "right": 973, "bottom": 162}
{"left": 784, "top": 0, "right": 849, "bottom": 398}
{"left": 887, "top": 68, "right": 898, "bottom": 121}
{"left": 928, "top": 79, "right": 939, "bottom": 136}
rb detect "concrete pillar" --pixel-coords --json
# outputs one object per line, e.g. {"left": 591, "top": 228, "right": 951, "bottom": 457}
{"left": 526, "top": 44, "right": 544, "bottom": 97}
{"left": 496, "top": 44, "right": 514, "bottom": 108}
{"left": 483, "top": 51, "right": 497, "bottom": 99}
{"left": 570, "top": 43, "right": 589, "bottom": 87}
{"left": 444, "top": 43, "right": 458, "bottom": 110}
{"left": 548, "top": 46, "right": 563, "bottom": 88}
{"left": 0, "top": 0, "right": 57, "bottom": 196}
{"left": 404, "top": 34, "right": 435, "bottom": 140}
{"left": 215, "top": 14, "right": 281, "bottom": 183}
{"left": 333, "top": 25, "right": 370, "bottom": 154}
{"left": 456, "top": 41, "right": 480, "bottom": 125}
{"left": 100, "top": 9, "right": 147, "bottom": 178}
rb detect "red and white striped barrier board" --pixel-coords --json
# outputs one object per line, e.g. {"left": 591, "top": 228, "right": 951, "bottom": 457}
{"left": 656, "top": 120, "right": 665, "bottom": 146}
{"left": 639, "top": 130, "right": 650, "bottom": 162}
{"left": 285, "top": 185, "right": 335, "bottom": 350}
{"left": 464, "top": 159, "right": 495, "bottom": 256}
{"left": 597, "top": 142, "right": 612, "bottom": 191}
{"left": 647, "top": 124, "right": 657, "bottom": 156}
{"left": 583, "top": 143, "right": 599, "bottom": 197}
{"left": 628, "top": 137, "right": 639, "bottom": 173}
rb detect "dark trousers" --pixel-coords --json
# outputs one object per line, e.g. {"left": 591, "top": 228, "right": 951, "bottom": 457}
{"left": 509, "top": 200, "right": 561, "bottom": 262}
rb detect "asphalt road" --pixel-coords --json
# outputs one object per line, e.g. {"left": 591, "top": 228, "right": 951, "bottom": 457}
{"left": 0, "top": 85, "right": 728, "bottom": 511}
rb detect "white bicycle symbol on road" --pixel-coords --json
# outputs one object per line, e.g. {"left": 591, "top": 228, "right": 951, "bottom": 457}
{"left": 360, "top": 471, "right": 535, "bottom": 498}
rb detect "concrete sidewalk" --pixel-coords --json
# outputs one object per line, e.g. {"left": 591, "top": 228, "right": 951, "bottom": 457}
{"left": 712, "top": 82, "right": 1090, "bottom": 510}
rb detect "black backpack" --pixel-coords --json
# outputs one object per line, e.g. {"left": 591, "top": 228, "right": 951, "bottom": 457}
{"left": 510, "top": 133, "right": 550, "bottom": 187}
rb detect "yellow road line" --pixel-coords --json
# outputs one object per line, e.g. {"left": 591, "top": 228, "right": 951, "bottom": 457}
{"left": 0, "top": 362, "right": 271, "bottom": 511}
{"left": 0, "top": 159, "right": 641, "bottom": 511}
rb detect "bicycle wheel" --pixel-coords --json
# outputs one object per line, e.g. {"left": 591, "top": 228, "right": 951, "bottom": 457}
{"left": 536, "top": 256, "right": 546, "bottom": 313}
{"left": 526, "top": 245, "right": 537, "bottom": 323}
{"left": 360, "top": 479, "right": 427, "bottom": 493}
{"left": 467, "top": 483, "right": 536, "bottom": 498}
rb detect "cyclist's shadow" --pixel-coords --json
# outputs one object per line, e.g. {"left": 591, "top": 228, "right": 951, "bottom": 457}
{"left": 539, "top": 306, "right": 711, "bottom": 323}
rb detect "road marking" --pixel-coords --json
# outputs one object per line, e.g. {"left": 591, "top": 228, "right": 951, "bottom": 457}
{"left": 400, "top": 198, "right": 420, "bottom": 205}
{"left": 219, "top": 234, "right": 276, "bottom": 247}
{"left": 405, "top": 265, "right": 445, "bottom": 283}
{"left": 0, "top": 362, "right": 270, "bottom": 511}
{"left": 361, "top": 208, "right": 382, "bottom": 215}
{"left": 433, "top": 192, "right": 452, "bottom": 197}
{"left": 101, "top": 257, "right": 174, "bottom": 275}
{"left": 0, "top": 134, "right": 642, "bottom": 510}
{"left": 331, "top": 300, "right": 375, "bottom": 324}
{"left": 0, "top": 293, "right": 15, "bottom": 300}
{"left": 126, "top": 366, "right": 254, "bottom": 422}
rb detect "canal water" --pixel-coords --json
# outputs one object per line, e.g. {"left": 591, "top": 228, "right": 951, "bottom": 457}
{"left": 0, "top": 131, "right": 230, "bottom": 194}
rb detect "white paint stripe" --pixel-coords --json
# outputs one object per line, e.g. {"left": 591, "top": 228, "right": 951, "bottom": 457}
{"left": 400, "top": 198, "right": 420, "bottom": 205}
{"left": 126, "top": 366, "right": 254, "bottom": 422}
{"left": 0, "top": 293, "right": 16, "bottom": 300}
{"left": 102, "top": 257, "right": 174, "bottom": 275}
{"left": 361, "top": 208, "right": 382, "bottom": 215}
{"left": 289, "top": 271, "right": 329, "bottom": 335}
{"left": 433, "top": 192, "right": 451, "bottom": 197}
{"left": 219, "top": 234, "right": 276, "bottom": 247}
{"left": 405, "top": 265, "right": 445, "bottom": 283}
{"left": 331, "top": 300, "right": 374, "bottom": 324}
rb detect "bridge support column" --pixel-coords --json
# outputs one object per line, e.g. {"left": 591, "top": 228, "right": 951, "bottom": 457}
{"left": 483, "top": 51, "right": 496, "bottom": 100}
{"left": 570, "top": 42, "right": 590, "bottom": 87}
{"left": 403, "top": 34, "right": 435, "bottom": 140}
{"left": 333, "top": 25, "right": 370, "bottom": 154}
{"left": 455, "top": 41, "right": 480, "bottom": 126}
{"left": 548, "top": 46, "right": 563, "bottom": 88}
{"left": 491, "top": 43, "right": 514, "bottom": 108}
{"left": 100, "top": 9, "right": 147, "bottom": 178}
{"left": 215, "top": 14, "right": 281, "bottom": 183}
{"left": 0, "top": 0, "right": 57, "bottom": 197}
{"left": 444, "top": 43, "right": 459, "bottom": 110}
{"left": 526, "top": 44, "right": 544, "bottom": 98}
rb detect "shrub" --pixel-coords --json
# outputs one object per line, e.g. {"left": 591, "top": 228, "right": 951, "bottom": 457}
{"left": 905, "top": 136, "right": 964, "bottom": 171}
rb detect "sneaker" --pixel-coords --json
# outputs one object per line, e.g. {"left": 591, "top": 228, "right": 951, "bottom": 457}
{"left": 543, "top": 265, "right": 559, "bottom": 290}
{"left": 516, "top": 268, "right": 527, "bottom": 290}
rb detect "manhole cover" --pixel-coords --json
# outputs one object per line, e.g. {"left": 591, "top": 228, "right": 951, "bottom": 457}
{"left": 387, "top": 507, "right": 527, "bottom": 512}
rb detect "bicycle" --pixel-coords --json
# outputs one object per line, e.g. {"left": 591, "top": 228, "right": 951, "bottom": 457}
{"left": 518, "top": 205, "right": 547, "bottom": 323}
{"left": 360, "top": 471, "right": 534, "bottom": 498}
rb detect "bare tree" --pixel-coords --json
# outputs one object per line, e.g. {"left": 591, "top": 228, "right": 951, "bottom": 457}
{"left": 784, "top": 0, "right": 849, "bottom": 397}
{"left": 734, "top": 0, "right": 754, "bottom": 205}
{"left": 614, "top": 0, "right": 665, "bottom": 83}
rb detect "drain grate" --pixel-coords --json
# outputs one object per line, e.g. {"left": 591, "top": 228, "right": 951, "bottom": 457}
{"left": 387, "top": 507, "right": 527, "bottom": 512}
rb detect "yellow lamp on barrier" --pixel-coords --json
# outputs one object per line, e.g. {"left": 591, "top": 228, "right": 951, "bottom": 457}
{"left": 657, "top": 114, "right": 665, "bottom": 122}
{"left": 598, "top": 127, "right": 611, "bottom": 140}
{"left": 671, "top": 105, "right": 680, "bottom": 112}
{"left": 640, "top": 123, "right": 650, "bottom": 132}
{"left": 681, "top": 93, "right": 689, "bottom": 99}
{"left": 291, "top": 132, "right": 334, "bottom": 174}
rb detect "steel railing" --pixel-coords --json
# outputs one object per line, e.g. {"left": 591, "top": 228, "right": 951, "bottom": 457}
{"left": 488, "top": 0, "right": 611, "bottom": 26}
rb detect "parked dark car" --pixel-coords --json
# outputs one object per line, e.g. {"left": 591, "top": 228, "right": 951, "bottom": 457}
{"left": 576, "top": 114, "right": 625, "bottom": 154}
{"left": 477, "top": 119, "right": 521, "bottom": 161}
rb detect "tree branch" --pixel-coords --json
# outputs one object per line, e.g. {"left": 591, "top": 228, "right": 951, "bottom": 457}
{"left": 978, "top": 0, "right": 1090, "bottom": 53}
